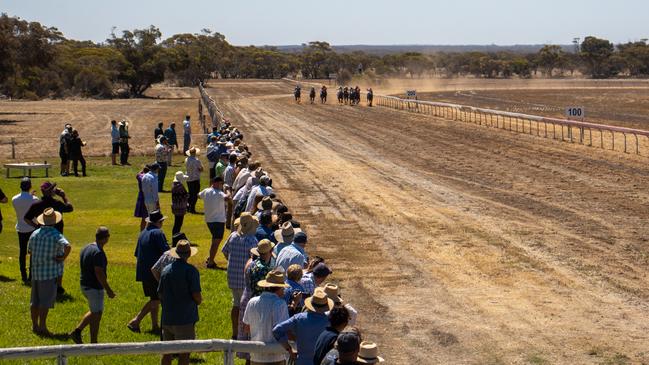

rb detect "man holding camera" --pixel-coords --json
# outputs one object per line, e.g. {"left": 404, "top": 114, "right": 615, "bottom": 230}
{"left": 24, "top": 181, "right": 74, "bottom": 296}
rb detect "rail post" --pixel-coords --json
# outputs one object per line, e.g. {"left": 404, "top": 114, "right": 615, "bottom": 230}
{"left": 611, "top": 131, "right": 615, "bottom": 150}
{"left": 623, "top": 133, "right": 627, "bottom": 153}
{"left": 10, "top": 137, "right": 16, "bottom": 159}
{"left": 57, "top": 354, "right": 67, "bottom": 365}
{"left": 634, "top": 134, "right": 639, "bottom": 154}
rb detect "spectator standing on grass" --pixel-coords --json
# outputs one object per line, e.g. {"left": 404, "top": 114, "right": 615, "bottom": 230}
{"left": 0, "top": 185, "right": 6, "bottom": 234}
{"left": 223, "top": 153, "right": 238, "bottom": 188}
{"left": 155, "top": 136, "right": 171, "bottom": 192}
{"left": 243, "top": 270, "right": 290, "bottom": 365}
{"left": 206, "top": 136, "right": 220, "bottom": 180}
{"left": 68, "top": 129, "right": 87, "bottom": 177}
{"left": 12, "top": 177, "right": 39, "bottom": 283}
{"left": 154, "top": 122, "right": 164, "bottom": 142}
{"left": 256, "top": 211, "right": 276, "bottom": 243}
{"left": 28, "top": 208, "right": 72, "bottom": 336}
{"left": 158, "top": 239, "right": 201, "bottom": 365}
{"left": 110, "top": 120, "right": 120, "bottom": 165}
{"left": 233, "top": 159, "right": 257, "bottom": 194}
{"left": 273, "top": 287, "right": 334, "bottom": 365}
{"left": 222, "top": 212, "right": 259, "bottom": 339}
{"left": 134, "top": 166, "right": 151, "bottom": 231}
{"left": 128, "top": 210, "right": 169, "bottom": 334}
{"left": 185, "top": 146, "right": 203, "bottom": 213}
{"left": 182, "top": 115, "right": 192, "bottom": 154}
{"left": 141, "top": 163, "right": 160, "bottom": 214}
{"left": 215, "top": 152, "right": 229, "bottom": 179}
{"left": 24, "top": 181, "right": 74, "bottom": 296}
{"left": 276, "top": 231, "right": 309, "bottom": 273}
{"left": 300, "top": 261, "right": 331, "bottom": 297}
{"left": 313, "top": 306, "right": 350, "bottom": 365}
{"left": 284, "top": 264, "right": 306, "bottom": 315}
{"left": 171, "top": 171, "right": 189, "bottom": 236}
{"left": 119, "top": 120, "right": 131, "bottom": 166}
{"left": 59, "top": 123, "right": 72, "bottom": 176}
{"left": 199, "top": 176, "right": 231, "bottom": 269}
{"left": 70, "top": 227, "right": 115, "bottom": 344}
{"left": 164, "top": 123, "right": 178, "bottom": 163}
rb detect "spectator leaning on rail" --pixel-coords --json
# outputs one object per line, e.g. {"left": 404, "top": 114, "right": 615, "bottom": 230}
{"left": 28, "top": 208, "right": 72, "bottom": 336}
{"left": 12, "top": 177, "right": 39, "bottom": 283}
{"left": 276, "top": 231, "right": 309, "bottom": 273}
{"left": 128, "top": 210, "right": 169, "bottom": 334}
{"left": 273, "top": 221, "right": 301, "bottom": 256}
{"left": 273, "top": 287, "right": 334, "bottom": 365}
{"left": 70, "top": 227, "right": 115, "bottom": 344}
{"left": 185, "top": 146, "right": 203, "bottom": 214}
{"left": 158, "top": 239, "right": 201, "bottom": 365}
{"left": 199, "top": 176, "right": 231, "bottom": 269}
{"left": 313, "top": 306, "right": 350, "bottom": 365}
{"left": 222, "top": 212, "right": 259, "bottom": 339}
{"left": 182, "top": 115, "right": 192, "bottom": 154}
{"left": 300, "top": 261, "right": 332, "bottom": 297}
{"left": 140, "top": 163, "right": 160, "bottom": 214}
{"left": 110, "top": 120, "right": 120, "bottom": 165}
{"left": 243, "top": 269, "right": 290, "bottom": 365}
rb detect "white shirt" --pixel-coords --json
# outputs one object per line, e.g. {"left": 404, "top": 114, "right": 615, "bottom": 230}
{"left": 243, "top": 292, "right": 289, "bottom": 363}
{"left": 232, "top": 168, "right": 250, "bottom": 193}
{"left": 141, "top": 172, "right": 159, "bottom": 205}
{"left": 185, "top": 156, "right": 203, "bottom": 182}
{"left": 198, "top": 187, "right": 226, "bottom": 223}
{"left": 12, "top": 192, "right": 39, "bottom": 233}
{"left": 245, "top": 185, "right": 273, "bottom": 212}
{"left": 183, "top": 119, "right": 191, "bottom": 135}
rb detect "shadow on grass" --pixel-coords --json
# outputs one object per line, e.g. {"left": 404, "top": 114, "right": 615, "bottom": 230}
{"left": 38, "top": 331, "right": 70, "bottom": 342}
{"left": 189, "top": 357, "right": 206, "bottom": 363}
{"left": 0, "top": 275, "right": 16, "bottom": 282}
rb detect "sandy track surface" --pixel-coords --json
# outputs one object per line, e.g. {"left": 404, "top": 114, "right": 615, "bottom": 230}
{"left": 0, "top": 86, "right": 198, "bottom": 160}
{"left": 208, "top": 79, "right": 649, "bottom": 364}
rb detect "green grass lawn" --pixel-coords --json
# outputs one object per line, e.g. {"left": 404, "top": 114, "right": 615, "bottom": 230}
{"left": 0, "top": 155, "right": 242, "bottom": 364}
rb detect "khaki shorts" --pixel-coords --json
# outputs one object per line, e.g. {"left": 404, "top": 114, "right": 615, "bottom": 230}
{"left": 162, "top": 324, "right": 196, "bottom": 341}
{"left": 231, "top": 288, "right": 244, "bottom": 307}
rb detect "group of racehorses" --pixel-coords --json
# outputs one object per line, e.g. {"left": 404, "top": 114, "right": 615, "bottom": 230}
{"left": 293, "top": 85, "right": 374, "bottom": 106}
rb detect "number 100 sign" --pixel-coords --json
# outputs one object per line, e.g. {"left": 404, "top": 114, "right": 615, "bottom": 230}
{"left": 565, "top": 106, "right": 585, "bottom": 119}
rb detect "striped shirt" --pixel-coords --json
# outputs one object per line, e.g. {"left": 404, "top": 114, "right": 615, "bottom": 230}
{"left": 28, "top": 226, "right": 70, "bottom": 281}
{"left": 223, "top": 163, "right": 236, "bottom": 187}
{"left": 222, "top": 231, "right": 258, "bottom": 289}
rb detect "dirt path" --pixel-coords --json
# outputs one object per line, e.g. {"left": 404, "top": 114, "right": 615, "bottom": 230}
{"left": 207, "top": 80, "right": 649, "bottom": 364}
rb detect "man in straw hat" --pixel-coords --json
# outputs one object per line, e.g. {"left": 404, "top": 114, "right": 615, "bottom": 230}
{"left": 222, "top": 212, "right": 259, "bottom": 339}
{"left": 276, "top": 231, "right": 309, "bottom": 273}
{"left": 158, "top": 239, "right": 201, "bottom": 365}
{"left": 128, "top": 210, "right": 169, "bottom": 334}
{"left": 273, "top": 287, "right": 334, "bottom": 365}
{"left": 70, "top": 227, "right": 115, "bottom": 344}
{"left": 184, "top": 146, "right": 203, "bottom": 214}
{"left": 314, "top": 306, "right": 351, "bottom": 365}
{"left": 200, "top": 176, "right": 231, "bottom": 269}
{"left": 242, "top": 269, "right": 290, "bottom": 365}
{"left": 27, "top": 207, "right": 71, "bottom": 336}
{"left": 324, "top": 283, "right": 358, "bottom": 327}
{"left": 272, "top": 221, "right": 301, "bottom": 256}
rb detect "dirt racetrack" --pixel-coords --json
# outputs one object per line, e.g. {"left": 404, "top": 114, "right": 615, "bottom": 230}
{"left": 208, "top": 79, "right": 649, "bottom": 364}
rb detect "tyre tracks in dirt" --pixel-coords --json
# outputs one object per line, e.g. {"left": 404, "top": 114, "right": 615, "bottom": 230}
{"left": 208, "top": 80, "right": 649, "bottom": 364}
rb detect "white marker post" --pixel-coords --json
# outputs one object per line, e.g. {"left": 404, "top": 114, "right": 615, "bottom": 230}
{"left": 565, "top": 106, "right": 585, "bottom": 143}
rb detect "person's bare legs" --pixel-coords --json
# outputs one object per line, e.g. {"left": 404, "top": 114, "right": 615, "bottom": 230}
{"left": 140, "top": 218, "right": 146, "bottom": 231}
{"left": 75, "top": 311, "right": 102, "bottom": 343}
{"left": 38, "top": 308, "right": 49, "bottom": 334}
{"left": 30, "top": 306, "right": 39, "bottom": 332}
{"left": 207, "top": 237, "right": 220, "bottom": 266}
{"left": 129, "top": 300, "right": 152, "bottom": 329}
{"left": 161, "top": 354, "right": 173, "bottom": 365}
{"left": 150, "top": 300, "right": 160, "bottom": 331}
{"left": 231, "top": 306, "right": 239, "bottom": 339}
{"left": 178, "top": 353, "right": 190, "bottom": 365}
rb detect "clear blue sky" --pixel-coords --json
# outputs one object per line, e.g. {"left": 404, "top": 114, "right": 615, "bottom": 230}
{"left": 4, "top": 0, "right": 648, "bottom": 45}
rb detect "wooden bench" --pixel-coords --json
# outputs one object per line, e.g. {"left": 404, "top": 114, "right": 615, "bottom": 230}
{"left": 4, "top": 162, "right": 51, "bottom": 178}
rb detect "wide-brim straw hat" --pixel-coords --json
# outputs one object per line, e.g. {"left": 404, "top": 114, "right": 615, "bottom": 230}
{"left": 257, "top": 196, "right": 278, "bottom": 211}
{"left": 251, "top": 239, "right": 276, "bottom": 257}
{"left": 273, "top": 221, "right": 301, "bottom": 243}
{"left": 237, "top": 212, "right": 259, "bottom": 236}
{"left": 323, "top": 283, "right": 343, "bottom": 305}
{"left": 356, "top": 342, "right": 385, "bottom": 363}
{"left": 169, "top": 239, "right": 198, "bottom": 259}
{"left": 185, "top": 146, "right": 201, "bottom": 156}
{"left": 257, "top": 270, "right": 289, "bottom": 288}
{"left": 36, "top": 207, "right": 62, "bottom": 226}
{"left": 304, "top": 287, "right": 335, "bottom": 313}
{"left": 173, "top": 171, "right": 189, "bottom": 183}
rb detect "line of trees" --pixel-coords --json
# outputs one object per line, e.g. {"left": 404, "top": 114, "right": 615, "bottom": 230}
{"left": 2, "top": 13, "right": 649, "bottom": 99}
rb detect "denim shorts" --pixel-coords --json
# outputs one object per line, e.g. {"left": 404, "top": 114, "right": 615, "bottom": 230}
{"left": 82, "top": 286, "right": 105, "bottom": 313}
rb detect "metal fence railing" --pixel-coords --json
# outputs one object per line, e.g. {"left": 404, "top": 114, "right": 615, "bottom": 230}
{"left": 373, "top": 94, "right": 649, "bottom": 155}
{"left": 0, "top": 339, "right": 285, "bottom": 365}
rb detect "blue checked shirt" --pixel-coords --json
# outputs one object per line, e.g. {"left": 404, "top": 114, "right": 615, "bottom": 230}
{"left": 222, "top": 231, "right": 258, "bottom": 289}
{"left": 299, "top": 272, "right": 316, "bottom": 296}
{"left": 28, "top": 226, "right": 70, "bottom": 281}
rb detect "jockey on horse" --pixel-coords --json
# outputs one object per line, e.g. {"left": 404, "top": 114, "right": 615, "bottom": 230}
{"left": 294, "top": 85, "right": 301, "bottom": 103}
{"left": 320, "top": 85, "right": 327, "bottom": 104}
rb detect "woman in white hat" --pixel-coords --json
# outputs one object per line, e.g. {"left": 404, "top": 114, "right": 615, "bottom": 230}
{"left": 171, "top": 171, "right": 189, "bottom": 236}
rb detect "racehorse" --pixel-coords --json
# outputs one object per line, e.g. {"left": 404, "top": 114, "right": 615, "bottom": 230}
{"left": 337, "top": 87, "right": 344, "bottom": 104}
{"left": 343, "top": 87, "right": 349, "bottom": 104}
{"left": 320, "top": 86, "right": 327, "bottom": 104}
{"left": 367, "top": 88, "right": 374, "bottom": 107}
{"left": 294, "top": 86, "right": 301, "bottom": 103}
{"left": 309, "top": 87, "right": 316, "bottom": 104}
